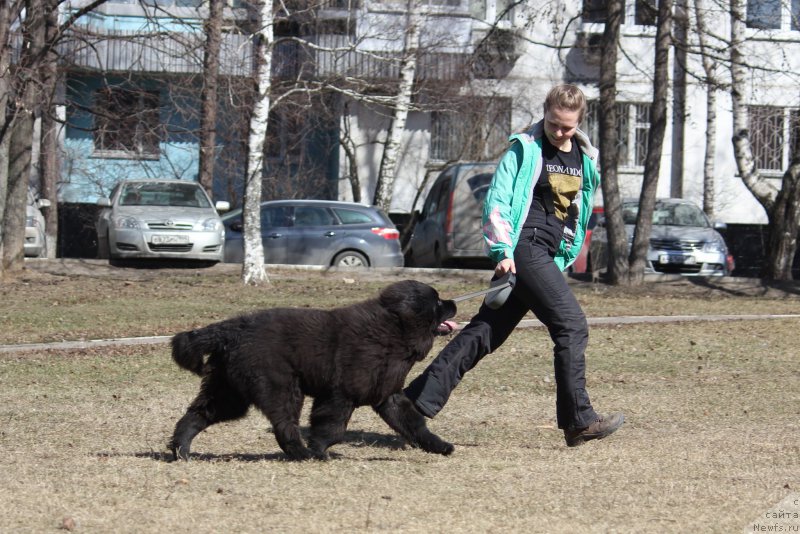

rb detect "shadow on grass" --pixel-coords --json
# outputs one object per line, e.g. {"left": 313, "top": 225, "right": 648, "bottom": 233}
{"left": 686, "top": 276, "right": 800, "bottom": 297}
{"left": 99, "top": 429, "right": 413, "bottom": 463}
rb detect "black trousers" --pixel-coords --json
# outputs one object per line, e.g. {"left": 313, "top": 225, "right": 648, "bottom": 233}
{"left": 404, "top": 234, "right": 598, "bottom": 431}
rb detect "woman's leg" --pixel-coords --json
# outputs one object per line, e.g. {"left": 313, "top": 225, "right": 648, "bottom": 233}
{"left": 513, "top": 240, "right": 599, "bottom": 431}
{"left": 404, "top": 291, "right": 529, "bottom": 418}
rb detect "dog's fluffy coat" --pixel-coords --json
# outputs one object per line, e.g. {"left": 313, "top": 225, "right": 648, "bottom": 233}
{"left": 169, "top": 280, "right": 456, "bottom": 461}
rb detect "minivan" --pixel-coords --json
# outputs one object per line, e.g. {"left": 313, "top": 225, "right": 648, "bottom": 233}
{"left": 406, "top": 162, "right": 496, "bottom": 268}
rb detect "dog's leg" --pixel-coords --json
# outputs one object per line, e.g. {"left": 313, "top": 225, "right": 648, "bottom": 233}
{"left": 307, "top": 396, "right": 355, "bottom": 460}
{"left": 253, "top": 381, "right": 315, "bottom": 461}
{"left": 170, "top": 375, "right": 249, "bottom": 461}
{"left": 374, "top": 393, "right": 454, "bottom": 456}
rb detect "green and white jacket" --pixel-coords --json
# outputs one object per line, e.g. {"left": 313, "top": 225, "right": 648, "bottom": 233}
{"left": 481, "top": 120, "right": 601, "bottom": 271}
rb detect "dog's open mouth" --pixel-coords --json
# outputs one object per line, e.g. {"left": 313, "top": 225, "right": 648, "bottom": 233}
{"left": 436, "top": 320, "right": 459, "bottom": 335}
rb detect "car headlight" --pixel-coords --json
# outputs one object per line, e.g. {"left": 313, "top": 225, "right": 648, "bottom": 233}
{"left": 702, "top": 238, "right": 726, "bottom": 254}
{"left": 201, "top": 218, "right": 221, "bottom": 232}
{"left": 114, "top": 216, "right": 140, "bottom": 230}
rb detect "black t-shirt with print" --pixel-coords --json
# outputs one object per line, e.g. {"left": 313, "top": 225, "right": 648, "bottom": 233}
{"left": 520, "top": 136, "right": 584, "bottom": 255}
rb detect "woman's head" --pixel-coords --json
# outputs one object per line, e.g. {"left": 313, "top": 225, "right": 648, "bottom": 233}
{"left": 543, "top": 84, "right": 587, "bottom": 123}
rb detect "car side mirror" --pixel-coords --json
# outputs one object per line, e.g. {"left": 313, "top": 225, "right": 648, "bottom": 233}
{"left": 713, "top": 221, "right": 727, "bottom": 231}
{"left": 37, "top": 199, "right": 51, "bottom": 209}
{"left": 215, "top": 201, "right": 231, "bottom": 213}
{"left": 97, "top": 198, "right": 111, "bottom": 207}
{"left": 415, "top": 209, "right": 425, "bottom": 222}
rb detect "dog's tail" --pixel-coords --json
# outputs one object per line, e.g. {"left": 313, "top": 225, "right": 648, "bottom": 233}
{"left": 171, "top": 324, "right": 226, "bottom": 376}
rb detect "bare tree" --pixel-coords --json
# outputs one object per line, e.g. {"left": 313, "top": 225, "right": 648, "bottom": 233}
{"left": 729, "top": 0, "right": 800, "bottom": 280}
{"left": 373, "top": 0, "right": 421, "bottom": 212}
{"left": 693, "top": 0, "right": 719, "bottom": 219}
{"left": 39, "top": 3, "right": 60, "bottom": 259}
{"left": 597, "top": 0, "right": 628, "bottom": 285}
{"left": 198, "top": 0, "right": 224, "bottom": 196}
{"left": 628, "top": 0, "right": 672, "bottom": 285}
{"left": 3, "top": 0, "right": 49, "bottom": 273}
{"left": 241, "top": 0, "right": 274, "bottom": 286}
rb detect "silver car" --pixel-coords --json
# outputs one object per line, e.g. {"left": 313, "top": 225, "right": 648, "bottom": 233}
{"left": 222, "top": 200, "right": 404, "bottom": 268}
{"left": 96, "top": 179, "right": 230, "bottom": 263}
{"left": 589, "top": 198, "right": 733, "bottom": 276}
{"left": 25, "top": 187, "right": 51, "bottom": 258}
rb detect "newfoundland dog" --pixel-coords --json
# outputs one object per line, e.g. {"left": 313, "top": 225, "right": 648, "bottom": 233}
{"left": 169, "top": 280, "right": 456, "bottom": 461}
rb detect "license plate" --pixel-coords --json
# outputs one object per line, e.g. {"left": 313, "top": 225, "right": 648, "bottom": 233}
{"left": 152, "top": 234, "right": 189, "bottom": 245}
{"left": 659, "top": 254, "right": 695, "bottom": 265}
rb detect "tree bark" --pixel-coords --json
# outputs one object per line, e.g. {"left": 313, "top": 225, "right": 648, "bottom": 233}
{"left": 373, "top": 0, "right": 420, "bottom": 212}
{"left": 241, "top": 0, "right": 273, "bottom": 286}
{"left": 766, "top": 158, "right": 800, "bottom": 280}
{"left": 629, "top": 0, "right": 672, "bottom": 285}
{"left": 199, "top": 0, "right": 224, "bottom": 196}
{"left": 598, "top": 0, "right": 627, "bottom": 284}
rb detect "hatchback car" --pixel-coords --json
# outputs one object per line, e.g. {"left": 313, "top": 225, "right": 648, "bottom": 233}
{"left": 96, "top": 179, "right": 230, "bottom": 263}
{"left": 25, "top": 187, "right": 51, "bottom": 258}
{"left": 222, "top": 200, "right": 404, "bottom": 268}
{"left": 588, "top": 198, "right": 733, "bottom": 276}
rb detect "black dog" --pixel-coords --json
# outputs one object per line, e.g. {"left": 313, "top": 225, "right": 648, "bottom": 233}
{"left": 169, "top": 280, "right": 456, "bottom": 461}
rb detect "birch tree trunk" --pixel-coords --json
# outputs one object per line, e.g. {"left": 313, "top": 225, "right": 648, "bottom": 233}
{"left": 373, "top": 0, "right": 420, "bottom": 212}
{"left": 199, "top": 0, "right": 223, "bottom": 196}
{"left": 597, "top": 0, "right": 627, "bottom": 284}
{"left": 629, "top": 0, "right": 672, "bottom": 285}
{"left": 693, "top": 0, "right": 718, "bottom": 218}
{"left": 241, "top": 0, "right": 273, "bottom": 285}
{"left": 729, "top": 0, "right": 798, "bottom": 280}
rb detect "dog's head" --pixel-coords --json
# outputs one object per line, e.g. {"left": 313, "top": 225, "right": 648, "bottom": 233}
{"left": 379, "top": 280, "right": 457, "bottom": 345}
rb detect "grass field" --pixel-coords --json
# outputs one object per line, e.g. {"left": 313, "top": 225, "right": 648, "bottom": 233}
{"left": 1, "top": 263, "right": 798, "bottom": 532}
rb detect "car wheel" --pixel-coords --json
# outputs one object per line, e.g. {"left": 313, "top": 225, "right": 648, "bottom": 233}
{"left": 333, "top": 251, "right": 368, "bottom": 268}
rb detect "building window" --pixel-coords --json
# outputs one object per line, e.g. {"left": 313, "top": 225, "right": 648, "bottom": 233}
{"left": 635, "top": 0, "right": 657, "bottom": 25}
{"left": 793, "top": 0, "right": 800, "bottom": 30}
{"left": 749, "top": 106, "right": 798, "bottom": 172}
{"left": 93, "top": 87, "right": 160, "bottom": 158}
{"left": 747, "top": 0, "right": 782, "bottom": 28}
{"left": 583, "top": 0, "right": 611, "bottom": 22}
{"left": 430, "top": 97, "right": 511, "bottom": 162}
{"left": 265, "top": 107, "right": 304, "bottom": 160}
{"left": 584, "top": 100, "right": 651, "bottom": 169}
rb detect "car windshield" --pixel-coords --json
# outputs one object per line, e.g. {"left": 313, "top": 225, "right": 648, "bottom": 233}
{"left": 621, "top": 202, "right": 710, "bottom": 227}
{"left": 119, "top": 183, "right": 211, "bottom": 208}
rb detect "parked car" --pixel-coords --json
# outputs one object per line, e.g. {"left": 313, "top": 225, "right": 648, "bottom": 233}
{"left": 588, "top": 198, "right": 734, "bottom": 276}
{"left": 95, "top": 179, "right": 230, "bottom": 264}
{"left": 222, "top": 200, "right": 404, "bottom": 268}
{"left": 569, "top": 206, "right": 604, "bottom": 274}
{"left": 406, "top": 162, "right": 496, "bottom": 268}
{"left": 25, "top": 187, "right": 51, "bottom": 258}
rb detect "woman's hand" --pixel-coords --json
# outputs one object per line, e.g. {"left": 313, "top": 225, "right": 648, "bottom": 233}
{"left": 495, "top": 258, "right": 516, "bottom": 277}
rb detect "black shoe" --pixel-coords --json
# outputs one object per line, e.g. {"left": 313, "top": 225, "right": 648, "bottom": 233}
{"left": 564, "top": 412, "right": 624, "bottom": 447}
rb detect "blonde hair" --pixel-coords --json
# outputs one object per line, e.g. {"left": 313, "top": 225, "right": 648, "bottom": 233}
{"left": 543, "top": 84, "right": 587, "bottom": 122}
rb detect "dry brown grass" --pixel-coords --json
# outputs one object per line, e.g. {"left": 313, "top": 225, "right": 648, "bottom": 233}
{"left": 1, "top": 262, "right": 799, "bottom": 532}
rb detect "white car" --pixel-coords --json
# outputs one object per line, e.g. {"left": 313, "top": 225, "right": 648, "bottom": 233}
{"left": 25, "top": 187, "right": 51, "bottom": 258}
{"left": 96, "top": 179, "right": 230, "bottom": 264}
{"left": 589, "top": 198, "right": 734, "bottom": 276}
